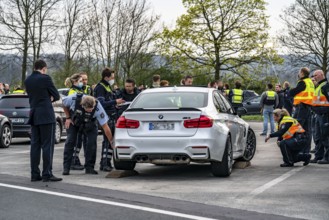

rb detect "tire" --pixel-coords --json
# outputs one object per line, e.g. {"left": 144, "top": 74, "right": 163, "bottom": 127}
{"left": 114, "top": 160, "right": 136, "bottom": 170}
{"left": 55, "top": 121, "right": 62, "bottom": 144}
{"left": 238, "top": 128, "right": 256, "bottom": 161}
{"left": 0, "top": 124, "right": 12, "bottom": 148}
{"left": 211, "top": 136, "right": 233, "bottom": 177}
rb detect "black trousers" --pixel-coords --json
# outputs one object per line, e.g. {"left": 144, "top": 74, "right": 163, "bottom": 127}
{"left": 100, "top": 119, "right": 115, "bottom": 166}
{"left": 279, "top": 134, "right": 308, "bottom": 164}
{"left": 292, "top": 103, "right": 312, "bottom": 153}
{"left": 30, "top": 123, "right": 55, "bottom": 179}
{"left": 63, "top": 122, "right": 98, "bottom": 170}
{"left": 315, "top": 113, "right": 329, "bottom": 161}
{"left": 72, "top": 130, "right": 87, "bottom": 165}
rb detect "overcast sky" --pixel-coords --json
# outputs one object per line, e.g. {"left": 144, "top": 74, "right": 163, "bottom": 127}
{"left": 148, "top": 0, "right": 295, "bottom": 37}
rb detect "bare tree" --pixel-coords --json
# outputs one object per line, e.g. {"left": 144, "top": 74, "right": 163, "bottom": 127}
{"left": 59, "top": 0, "right": 91, "bottom": 76}
{"left": 118, "top": 0, "right": 159, "bottom": 79}
{"left": 29, "top": 0, "right": 61, "bottom": 64}
{"left": 280, "top": 0, "right": 329, "bottom": 73}
{"left": 0, "top": 0, "right": 39, "bottom": 87}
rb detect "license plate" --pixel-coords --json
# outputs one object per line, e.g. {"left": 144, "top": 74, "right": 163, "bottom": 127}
{"left": 11, "top": 118, "right": 25, "bottom": 124}
{"left": 149, "top": 122, "right": 174, "bottom": 130}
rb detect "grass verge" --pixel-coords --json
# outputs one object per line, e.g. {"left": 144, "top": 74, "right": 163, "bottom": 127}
{"left": 241, "top": 115, "right": 263, "bottom": 122}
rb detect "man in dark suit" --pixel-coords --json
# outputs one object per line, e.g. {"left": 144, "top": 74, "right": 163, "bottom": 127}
{"left": 24, "top": 60, "right": 62, "bottom": 182}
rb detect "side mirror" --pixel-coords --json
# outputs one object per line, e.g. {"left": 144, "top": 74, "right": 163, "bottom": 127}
{"left": 236, "top": 107, "right": 247, "bottom": 116}
{"left": 247, "top": 101, "right": 251, "bottom": 105}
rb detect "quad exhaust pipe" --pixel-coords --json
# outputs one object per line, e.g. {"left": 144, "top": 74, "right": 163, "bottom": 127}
{"left": 135, "top": 155, "right": 149, "bottom": 162}
{"left": 135, "top": 155, "right": 190, "bottom": 164}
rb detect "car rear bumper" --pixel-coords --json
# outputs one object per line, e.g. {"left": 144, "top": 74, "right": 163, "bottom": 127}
{"left": 12, "top": 125, "right": 31, "bottom": 138}
{"left": 114, "top": 128, "right": 228, "bottom": 162}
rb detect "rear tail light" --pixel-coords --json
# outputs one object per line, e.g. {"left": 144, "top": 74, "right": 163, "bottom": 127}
{"left": 184, "top": 115, "right": 213, "bottom": 128}
{"left": 116, "top": 116, "right": 140, "bottom": 129}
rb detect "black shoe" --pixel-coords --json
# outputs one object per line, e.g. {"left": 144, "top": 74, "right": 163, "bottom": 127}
{"left": 31, "top": 176, "right": 42, "bottom": 182}
{"left": 62, "top": 169, "right": 70, "bottom": 175}
{"left": 317, "top": 160, "right": 329, "bottom": 164}
{"left": 100, "top": 165, "right": 113, "bottom": 172}
{"left": 43, "top": 175, "right": 63, "bottom": 182}
{"left": 303, "top": 154, "right": 311, "bottom": 166}
{"left": 259, "top": 133, "right": 267, "bottom": 136}
{"left": 85, "top": 168, "right": 98, "bottom": 174}
{"left": 280, "top": 163, "right": 294, "bottom": 167}
{"left": 71, "top": 164, "right": 84, "bottom": 170}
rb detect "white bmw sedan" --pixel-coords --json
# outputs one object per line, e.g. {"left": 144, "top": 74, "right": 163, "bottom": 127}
{"left": 113, "top": 86, "right": 256, "bottom": 177}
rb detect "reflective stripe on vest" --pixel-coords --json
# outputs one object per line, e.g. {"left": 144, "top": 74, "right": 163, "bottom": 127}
{"left": 279, "top": 116, "right": 305, "bottom": 140}
{"left": 232, "top": 89, "right": 243, "bottom": 104}
{"left": 293, "top": 78, "right": 315, "bottom": 105}
{"left": 68, "top": 88, "right": 83, "bottom": 95}
{"left": 312, "top": 81, "right": 329, "bottom": 106}
{"left": 100, "top": 82, "right": 112, "bottom": 93}
{"left": 84, "top": 85, "right": 91, "bottom": 95}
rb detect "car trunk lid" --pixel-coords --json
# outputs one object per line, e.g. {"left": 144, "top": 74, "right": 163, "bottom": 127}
{"left": 123, "top": 108, "right": 202, "bottom": 137}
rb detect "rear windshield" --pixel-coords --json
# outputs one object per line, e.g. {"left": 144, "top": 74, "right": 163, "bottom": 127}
{"left": 131, "top": 92, "right": 208, "bottom": 108}
{"left": 0, "top": 98, "right": 30, "bottom": 109}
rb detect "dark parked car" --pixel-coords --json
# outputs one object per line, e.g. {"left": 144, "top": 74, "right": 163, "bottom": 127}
{"left": 244, "top": 90, "right": 259, "bottom": 101}
{"left": 243, "top": 96, "right": 262, "bottom": 115}
{"left": 0, "top": 94, "right": 66, "bottom": 143}
{"left": 0, "top": 114, "right": 12, "bottom": 148}
{"left": 58, "top": 88, "right": 69, "bottom": 97}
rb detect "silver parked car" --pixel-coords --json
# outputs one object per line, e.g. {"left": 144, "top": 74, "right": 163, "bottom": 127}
{"left": 114, "top": 87, "right": 256, "bottom": 177}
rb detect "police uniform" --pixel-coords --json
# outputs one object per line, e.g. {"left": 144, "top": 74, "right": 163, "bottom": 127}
{"left": 311, "top": 79, "right": 329, "bottom": 164}
{"left": 83, "top": 84, "right": 93, "bottom": 96}
{"left": 229, "top": 88, "right": 244, "bottom": 112}
{"left": 94, "top": 79, "right": 117, "bottom": 171}
{"left": 70, "top": 85, "right": 89, "bottom": 169}
{"left": 68, "top": 86, "right": 83, "bottom": 96}
{"left": 269, "top": 116, "right": 311, "bottom": 167}
{"left": 12, "top": 89, "right": 25, "bottom": 94}
{"left": 289, "top": 77, "right": 315, "bottom": 154}
{"left": 62, "top": 94, "right": 109, "bottom": 174}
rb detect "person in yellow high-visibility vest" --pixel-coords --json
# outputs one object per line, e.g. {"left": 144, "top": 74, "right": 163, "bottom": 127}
{"left": 228, "top": 81, "right": 244, "bottom": 114}
{"left": 80, "top": 72, "right": 93, "bottom": 96}
{"left": 289, "top": 67, "right": 315, "bottom": 154}
{"left": 12, "top": 86, "right": 25, "bottom": 94}
{"left": 259, "top": 83, "right": 279, "bottom": 136}
{"left": 310, "top": 70, "right": 329, "bottom": 164}
{"left": 265, "top": 109, "right": 311, "bottom": 167}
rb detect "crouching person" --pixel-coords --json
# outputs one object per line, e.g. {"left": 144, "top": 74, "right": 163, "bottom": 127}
{"left": 62, "top": 94, "right": 113, "bottom": 175}
{"left": 265, "top": 108, "right": 311, "bottom": 167}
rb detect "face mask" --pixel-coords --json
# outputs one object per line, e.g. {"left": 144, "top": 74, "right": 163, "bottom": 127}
{"left": 77, "top": 82, "right": 83, "bottom": 88}
{"left": 109, "top": 79, "right": 115, "bottom": 85}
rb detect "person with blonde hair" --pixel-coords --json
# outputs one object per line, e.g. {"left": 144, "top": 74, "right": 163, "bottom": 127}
{"left": 265, "top": 108, "right": 311, "bottom": 167}
{"left": 67, "top": 73, "right": 84, "bottom": 95}
{"left": 62, "top": 94, "right": 114, "bottom": 175}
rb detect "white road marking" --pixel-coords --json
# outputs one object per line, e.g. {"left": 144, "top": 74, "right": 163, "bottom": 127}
{"left": 0, "top": 183, "right": 217, "bottom": 220}
{"left": 240, "top": 167, "right": 305, "bottom": 202}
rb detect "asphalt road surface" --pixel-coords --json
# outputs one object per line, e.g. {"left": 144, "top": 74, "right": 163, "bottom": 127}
{"left": 0, "top": 122, "right": 328, "bottom": 220}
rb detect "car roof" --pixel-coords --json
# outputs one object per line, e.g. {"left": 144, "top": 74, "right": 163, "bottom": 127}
{"left": 142, "top": 86, "right": 213, "bottom": 94}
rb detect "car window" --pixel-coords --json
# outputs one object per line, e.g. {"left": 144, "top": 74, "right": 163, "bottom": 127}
{"left": 250, "top": 96, "right": 261, "bottom": 103}
{"left": 131, "top": 92, "right": 208, "bottom": 108}
{"left": 218, "top": 93, "right": 234, "bottom": 114}
{"left": 213, "top": 92, "right": 228, "bottom": 113}
{"left": 0, "top": 98, "right": 29, "bottom": 108}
